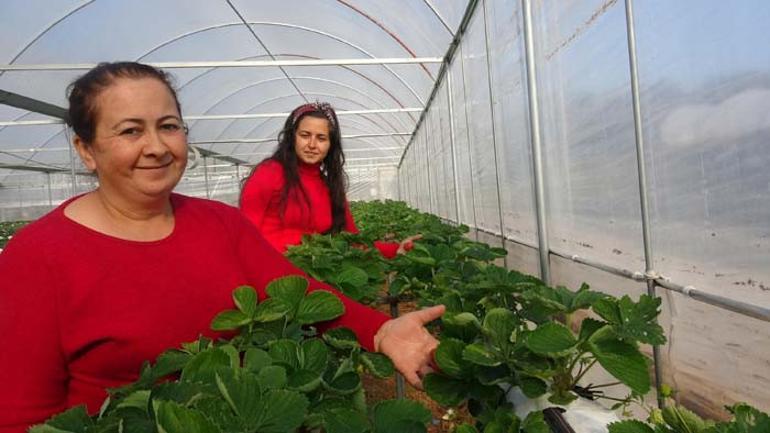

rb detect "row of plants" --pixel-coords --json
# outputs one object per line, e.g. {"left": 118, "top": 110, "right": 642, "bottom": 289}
{"left": 33, "top": 276, "right": 431, "bottom": 433}
{"left": 0, "top": 220, "right": 27, "bottom": 248}
{"left": 291, "top": 200, "right": 766, "bottom": 433}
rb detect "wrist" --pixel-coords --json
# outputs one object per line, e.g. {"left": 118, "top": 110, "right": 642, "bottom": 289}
{"left": 373, "top": 319, "right": 392, "bottom": 352}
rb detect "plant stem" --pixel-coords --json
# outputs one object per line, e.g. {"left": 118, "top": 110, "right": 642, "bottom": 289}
{"left": 588, "top": 381, "right": 622, "bottom": 389}
{"left": 571, "top": 358, "right": 597, "bottom": 387}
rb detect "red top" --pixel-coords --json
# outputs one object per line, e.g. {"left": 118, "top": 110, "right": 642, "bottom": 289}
{"left": 241, "top": 160, "right": 398, "bottom": 258}
{"left": 0, "top": 194, "right": 390, "bottom": 432}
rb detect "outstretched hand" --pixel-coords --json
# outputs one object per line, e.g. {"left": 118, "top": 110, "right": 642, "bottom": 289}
{"left": 397, "top": 234, "right": 423, "bottom": 255}
{"left": 374, "top": 304, "right": 445, "bottom": 389}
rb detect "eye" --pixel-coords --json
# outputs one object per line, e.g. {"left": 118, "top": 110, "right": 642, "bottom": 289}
{"left": 120, "top": 127, "right": 141, "bottom": 136}
{"left": 160, "top": 123, "right": 181, "bottom": 132}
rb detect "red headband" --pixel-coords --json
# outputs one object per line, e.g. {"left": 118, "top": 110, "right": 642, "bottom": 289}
{"left": 291, "top": 102, "right": 337, "bottom": 128}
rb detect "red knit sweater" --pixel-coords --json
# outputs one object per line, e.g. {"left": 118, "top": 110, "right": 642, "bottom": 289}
{"left": 0, "top": 194, "right": 390, "bottom": 432}
{"left": 240, "top": 160, "right": 398, "bottom": 258}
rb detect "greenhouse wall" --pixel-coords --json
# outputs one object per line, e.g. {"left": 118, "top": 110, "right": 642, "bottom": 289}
{"left": 398, "top": 0, "right": 770, "bottom": 417}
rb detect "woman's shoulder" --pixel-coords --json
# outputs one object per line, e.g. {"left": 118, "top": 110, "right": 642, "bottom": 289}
{"left": 0, "top": 203, "right": 70, "bottom": 257}
{"left": 243, "top": 159, "right": 285, "bottom": 191}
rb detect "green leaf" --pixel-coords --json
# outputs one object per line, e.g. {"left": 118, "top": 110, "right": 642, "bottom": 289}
{"left": 257, "top": 365, "right": 287, "bottom": 389}
{"left": 253, "top": 298, "right": 292, "bottom": 322}
{"left": 154, "top": 400, "right": 220, "bottom": 433}
{"left": 453, "top": 425, "right": 480, "bottom": 433}
{"left": 325, "top": 371, "right": 361, "bottom": 395}
{"left": 214, "top": 370, "right": 262, "bottom": 429}
{"left": 423, "top": 373, "right": 467, "bottom": 407}
{"left": 442, "top": 312, "right": 482, "bottom": 343}
{"left": 435, "top": 338, "right": 471, "bottom": 378}
{"left": 525, "top": 322, "right": 578, "bottom": 356}
{"left": 29, "top": 405, "right": 94, "bottom": 433}
{"left": 522, "top": 411, "right": 550, "bottom": 433}
{"left": 463, "top": 343, "right": 501, "bottom": 367}
{"left": 607, "top": 420, "right": 656, "bottom": 433}
{"left": 374, "top": 399, "right": 431, "bottom": 433}
{"left": 255, "top": 389, "right": 309, "bottom": 433}
{"left": 592, "top": 297, "right": 622, "bottom": 324}
{"left": 210, "top": 309, "right": 250, "bottom": 331}
{"left": 116, "top": 390, "right": 151, "bottom": 411}
{"left": 482, "top": 308, "right": 519, "bottom": 355}
{"left": 336, "top": 265, "right": 369, "bottom": 289}
{"left": 180, "top": 348, "right": 232, "bottom": 383}
{"left": 717, "top": 403, "right": 770, "bottom": 433}
{"left": 232, "top": 285, "right": 258, "bottom": 317}
{"left": 150, "top": 382, "right": 206, "bottom": 406}
{"left": 301, "top": 338, "right": 330, "bottom": 374}
{"left": 269, "top": 339, "right": 301, "bottom": 372}
{"left": 296, "top": 291, "right": 345, "bottom": 324}
{"left": 323, "top": 407, "right": 371, "bottom": 433}
{"left": 589, "top": 327, "right": 650, "bottom": 395}
{"left": 578, "top": 318, "right": 606, "bottom": 342}
{"left": 519, "top": 376, "right": 548, "bottom": 398}
{"left": 244, "top": 348, "right": 272, "bottom": 373}
{"left": 360, "top": 352, "right": 395, "bottom": 378}
{"left": 288, "top": 369, "right": 323, "bottom": 392}
{"left": 323, "top": 327, "right": 361, "bottom": 350}
{"left": 614, "top": 295, "right": 666, "bottom": 345}
{"left": 266, "top": 275, "right": 308, "bottom": 317}
{"left": 662, "top": 405, "right": 709, "bottom": 433}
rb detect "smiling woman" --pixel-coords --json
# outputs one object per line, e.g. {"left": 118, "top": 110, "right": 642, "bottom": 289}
{"left": 0, "top": 62, "right": 444, "bottom": 433}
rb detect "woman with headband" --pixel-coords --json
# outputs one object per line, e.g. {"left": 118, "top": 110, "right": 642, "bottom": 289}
{"left": 239, "top": 102, "right": 420, "bottom": 257}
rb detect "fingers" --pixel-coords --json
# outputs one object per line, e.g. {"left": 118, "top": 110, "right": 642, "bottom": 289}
{"left": 402, "top": 369, "right": 423, "bottom": 389}
{"left": 412, "top": 304, "right": 446, "bottom": 324}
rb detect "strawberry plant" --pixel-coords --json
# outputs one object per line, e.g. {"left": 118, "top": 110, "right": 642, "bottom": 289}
{"left": 31, "top": 276, "right": 430, "bottom": 433}
{"left": 0, "top": 220, "right": 27, "bottom": 248}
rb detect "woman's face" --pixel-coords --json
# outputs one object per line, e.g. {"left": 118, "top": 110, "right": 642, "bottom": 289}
{"left": 293, "top": 115, "right": 331, "bottom": 165}
{"left": 74, "top": 77, "right": 187, "bottom": 202}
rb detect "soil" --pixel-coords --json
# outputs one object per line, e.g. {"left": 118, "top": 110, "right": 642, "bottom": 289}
{"left": 362, "top": 299, "right": 474, "bottom": 432}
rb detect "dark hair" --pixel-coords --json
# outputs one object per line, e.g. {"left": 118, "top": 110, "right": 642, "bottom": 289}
{"left": 66, "top": 61, "right": 182, "bottom": 144}
{"left": 241, "top": 103, "right": 348, "bottom": 234}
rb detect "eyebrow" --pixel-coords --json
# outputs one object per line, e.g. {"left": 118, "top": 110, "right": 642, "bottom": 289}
{"left": 110, "top": 115, "right": 182, "bottom": 130}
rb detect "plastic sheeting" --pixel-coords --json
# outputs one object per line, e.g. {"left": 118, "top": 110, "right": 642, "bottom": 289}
{"left": 399, "top": 0, "right": 770, "bottom": 417}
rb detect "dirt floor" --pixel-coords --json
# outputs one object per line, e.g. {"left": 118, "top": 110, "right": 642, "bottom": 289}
{"left": 363, "top": 299, "right": 474, "bottom": 432}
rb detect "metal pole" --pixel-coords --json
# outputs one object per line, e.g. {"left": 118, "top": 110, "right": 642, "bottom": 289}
{"left": 424, "top": 124, "right": 435, "bottom": 215}
{"left": 46, "top": 172, "right": 53, "bottom": 206}
{"left": 446, "top": 71, "right": 463, "bottom": 224}
{"left": 64, "top": 126, "right": 77, "bottom": 197}
{"left": 624, "top": 0, "right": 663, "bottom": 408}
{"left": 521, "top": 0, "right": 551, "bottom": 285}
{"left": 203, "top": 156, "right": 211, "bottom": 199}
{"left": 458, "top": 46, "right": 480, "bottom": 240}
{"left": 482, "top": 0, "right": 509, "bottom": 267}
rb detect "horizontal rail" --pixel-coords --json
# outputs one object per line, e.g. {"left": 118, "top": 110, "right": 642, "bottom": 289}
{"left": 0, "top": 58, "right": 444, "bottom": 72}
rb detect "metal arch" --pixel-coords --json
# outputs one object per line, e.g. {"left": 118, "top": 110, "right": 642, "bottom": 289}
{"left": 205, "top": 92, "right": 410, "bottom": 156}
{"left": 234, "top": 92, "right": 410, "bottom": 145}
{"left": 422, "top": 0, "right": 455, "bottom": 36}
{"left": 169, "top": 53, "right": 418, "bottom": 126}
{"left": 224, "top": 0, "right": 309, "bottom": 104}
{"left": 196, "top": 92, "right": 406, "bottom": 162}
{"left": 335, "top": 0, "right": 434, "bottom": 79}
{"left": 187, "top": 75, "right": 414, "bottom": 135}
{"left": 0, "top": 0, "right": 95, "bottom": 78}
{"left": 132, "top": 21, "right": 428, "bottom": 106}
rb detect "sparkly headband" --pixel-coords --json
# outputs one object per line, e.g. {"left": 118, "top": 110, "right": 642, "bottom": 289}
{"left": 291, "top": 102, "right": 337, "bottom": 128}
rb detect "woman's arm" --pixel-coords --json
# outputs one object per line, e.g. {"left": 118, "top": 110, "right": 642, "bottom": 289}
{"left": 240, "top": 162, "right": 281, "bottom": 230}
{"left": 0, "top": 234, "right": 67, "bottom": 432}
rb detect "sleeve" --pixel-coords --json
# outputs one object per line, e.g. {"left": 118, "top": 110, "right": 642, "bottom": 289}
{"left": 342, "top": 201, "right": 400, "bottom": 260}
{"left": 0, "top": 236, "right": 68, "bottom": 432}
{"left": 240, "top": 163, "right": 281, "bottom": 230}
{"left": 234, "top": 214, "right": 390, "bottom": 352}
{"left": 343, "top": 200, "right": 358, "bottom": 234}
{"left": 373, "top": 241, "right": 399, "bottom": 260}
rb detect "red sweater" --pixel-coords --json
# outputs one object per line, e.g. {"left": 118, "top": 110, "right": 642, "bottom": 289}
{"left": 0, "top": 194, "right": 390, "bottom": 432}
{"left": 240, "top": 160, "right": 398, "bottom": 258}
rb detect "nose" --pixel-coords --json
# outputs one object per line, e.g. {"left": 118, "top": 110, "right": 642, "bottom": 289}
{"left": 142, "top": 127, "right": 171, "bottom": 157}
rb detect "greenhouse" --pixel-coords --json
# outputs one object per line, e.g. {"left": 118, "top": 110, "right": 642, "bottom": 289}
{"left": 1, "top": 1, "right": 768, "bottom": 432}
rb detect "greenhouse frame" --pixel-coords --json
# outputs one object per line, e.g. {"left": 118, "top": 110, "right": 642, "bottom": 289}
{"left": 1, "top": 0, "right": 768, "bottom": 426}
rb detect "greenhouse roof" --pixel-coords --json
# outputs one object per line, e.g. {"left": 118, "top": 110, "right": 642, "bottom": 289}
{"left": 0, "top": 0, "right": 471, "bottom": 177}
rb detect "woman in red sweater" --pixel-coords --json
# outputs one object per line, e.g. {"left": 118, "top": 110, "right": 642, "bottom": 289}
{"left": 239, "top": 102, "right": 418, "bottom": 258}
{"left": 0, "top": 62, "right": 441, "bottom": 433}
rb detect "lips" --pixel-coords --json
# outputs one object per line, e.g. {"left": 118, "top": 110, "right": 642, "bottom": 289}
{"left": 136, "top": 161, "right": 173, "bottom": 170}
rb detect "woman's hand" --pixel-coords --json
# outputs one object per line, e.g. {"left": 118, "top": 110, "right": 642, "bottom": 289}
{"left": 374, "top": 304, "right": 445, "bottom": 389}
{"left": 396, "top": 234, "right": 423, "bottom": 255}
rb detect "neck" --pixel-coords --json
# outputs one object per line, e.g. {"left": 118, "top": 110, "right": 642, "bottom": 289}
{"left": 95, "top": 187, "right": 173, "bottom": 224}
